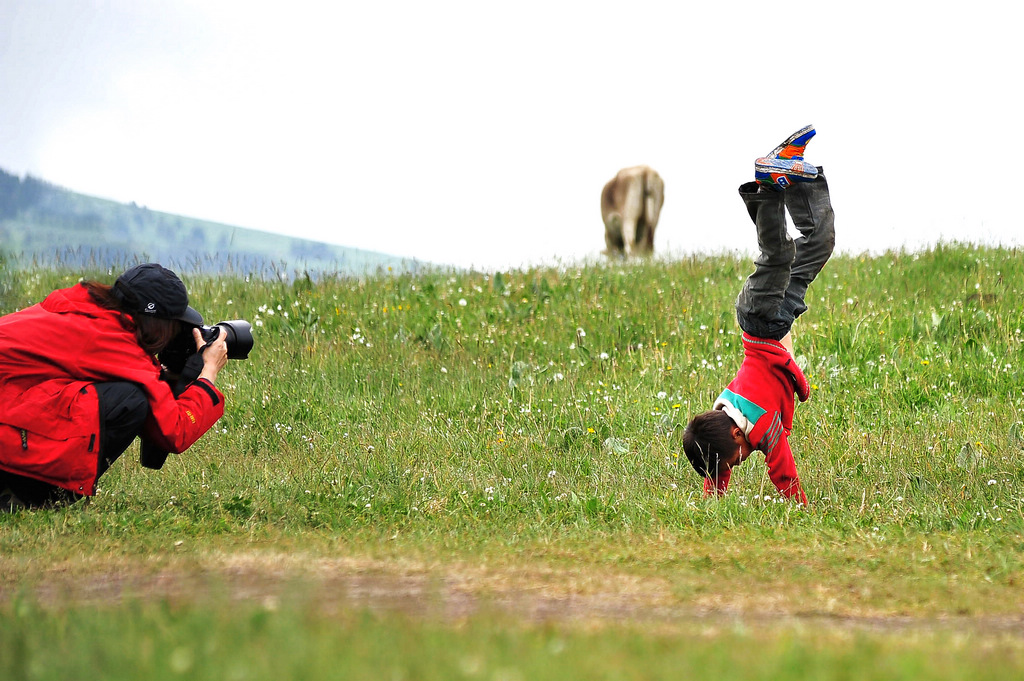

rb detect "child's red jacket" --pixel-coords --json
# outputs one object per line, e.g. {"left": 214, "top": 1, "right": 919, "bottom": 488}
{"left": 704, "top": 334, "right": 810, "bottom": 504}
{"left": 0, "top": 284, "right": 224, "bottom": 495}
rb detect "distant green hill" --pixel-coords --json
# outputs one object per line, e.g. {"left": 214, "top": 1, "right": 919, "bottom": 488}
{"left": 0, "top": 168, "right": 426, "bottom": 277}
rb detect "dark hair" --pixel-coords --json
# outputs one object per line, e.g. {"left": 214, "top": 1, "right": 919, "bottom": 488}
{"left": 682, "top": 409, "right": 738, "bottom": 478}
{"left": 82, "top": 281, "right": 181, "bottom": 355}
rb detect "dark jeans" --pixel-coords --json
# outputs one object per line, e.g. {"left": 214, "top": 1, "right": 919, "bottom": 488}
{"left": 0, "top": 382, "right": 148, "bottom": 509}
{"left": 734, "top": 168, "right": 835, "bottom": 340}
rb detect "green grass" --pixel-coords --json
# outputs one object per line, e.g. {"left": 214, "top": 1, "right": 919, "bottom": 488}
{"left": 2, "top": 244, "right": 1024, "bottom": 678}
{"left": 4, "top": 596, "right": 1023, "bottom": 681}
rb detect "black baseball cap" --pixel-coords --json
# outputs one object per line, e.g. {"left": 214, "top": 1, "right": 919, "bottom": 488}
{"left": 112, "top": 263, "right": 204, "bottom": 326}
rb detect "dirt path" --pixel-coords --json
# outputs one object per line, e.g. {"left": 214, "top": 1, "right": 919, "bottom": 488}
{"left": 4, "top": 553, "right": 1023, "bottom": 638}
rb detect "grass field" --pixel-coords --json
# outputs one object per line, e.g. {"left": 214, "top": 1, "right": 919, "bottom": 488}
{"left": 2, "top": 245, "right": 1023, "bottom": 679}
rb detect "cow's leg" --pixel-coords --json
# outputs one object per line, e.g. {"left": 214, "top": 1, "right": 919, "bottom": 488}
{"left": 620, "top": 175, "right": 643, "bottom": 255}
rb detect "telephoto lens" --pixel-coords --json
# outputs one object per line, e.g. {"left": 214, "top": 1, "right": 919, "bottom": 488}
{"left": 200, "top": 320, "right": 254, "bottom": 359}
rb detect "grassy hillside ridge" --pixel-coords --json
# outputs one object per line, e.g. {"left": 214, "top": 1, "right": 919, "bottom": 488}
{"left": 2, "top": 244, "right": 1021, "bottom": 545}
{"left": 0, "top": 167, "right": 423, "bottom": 277}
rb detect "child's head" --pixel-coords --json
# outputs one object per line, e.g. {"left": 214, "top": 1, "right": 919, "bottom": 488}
{"left": 682, "top": 409, "right": 750, "bottom": 479}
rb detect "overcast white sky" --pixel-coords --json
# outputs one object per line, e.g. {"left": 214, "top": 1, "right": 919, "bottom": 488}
{"left": 2, "top": 1, "right": 1021, "bottom": 270}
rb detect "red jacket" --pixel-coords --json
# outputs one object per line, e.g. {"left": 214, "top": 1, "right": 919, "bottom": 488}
{"left": 0, "top": 284, "right": 224, "bottom": 495}
{"left": 703, "top": 334, "right": 810, "bottom": 504}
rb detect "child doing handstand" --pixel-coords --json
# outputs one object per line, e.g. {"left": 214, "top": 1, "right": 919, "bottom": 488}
{"left": 682, "top": 125, "right": 835, "bottom": 505}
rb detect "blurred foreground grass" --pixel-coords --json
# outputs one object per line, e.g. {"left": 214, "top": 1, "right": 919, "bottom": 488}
{"left": 3, "top": 594, "right": 1024, "bottom": 681}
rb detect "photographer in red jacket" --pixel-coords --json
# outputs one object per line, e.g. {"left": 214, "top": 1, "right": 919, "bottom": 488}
{"left": 0, "top": 263, "right": 229, "bottom": 510}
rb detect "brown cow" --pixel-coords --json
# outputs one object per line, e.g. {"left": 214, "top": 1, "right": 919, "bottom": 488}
{"left": 601, "top": 166, "right": 664, "bottom": 257}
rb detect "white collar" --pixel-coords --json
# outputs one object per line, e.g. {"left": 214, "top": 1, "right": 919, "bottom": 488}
{"left": 713, "top": 396, "right": 754, "bottom": 437}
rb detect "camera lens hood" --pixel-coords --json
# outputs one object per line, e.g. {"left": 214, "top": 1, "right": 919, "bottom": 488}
{"left": 215, "top": 320, "right": 254, "bottom": 360}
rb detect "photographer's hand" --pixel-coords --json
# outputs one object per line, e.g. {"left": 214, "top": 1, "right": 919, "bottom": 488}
{"left": 193, "top": 327, "right": 228, "bottom": 385}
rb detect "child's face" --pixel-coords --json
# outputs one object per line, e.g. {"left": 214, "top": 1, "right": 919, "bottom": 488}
{"left": 719, "top": 430, "right": 754, "bottom": 472}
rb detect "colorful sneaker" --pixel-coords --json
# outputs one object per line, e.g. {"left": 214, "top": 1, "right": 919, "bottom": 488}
{"left": 755, "top": 124, "right": 818, "bottom": 189}
{"left": 767, "top": 124, "right": 816, "bottom": 161}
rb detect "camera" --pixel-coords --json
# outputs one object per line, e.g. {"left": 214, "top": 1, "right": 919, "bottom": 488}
{"left": 159, "top": 319, "right": 254, "bottom": 375}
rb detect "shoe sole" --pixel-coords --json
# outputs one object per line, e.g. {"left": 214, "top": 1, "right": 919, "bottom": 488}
{"left": 1, "top": 488, "right": 26, "bottom": 512}
{"left": 755, "top": 157, "right": 819, "bottom": 178}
